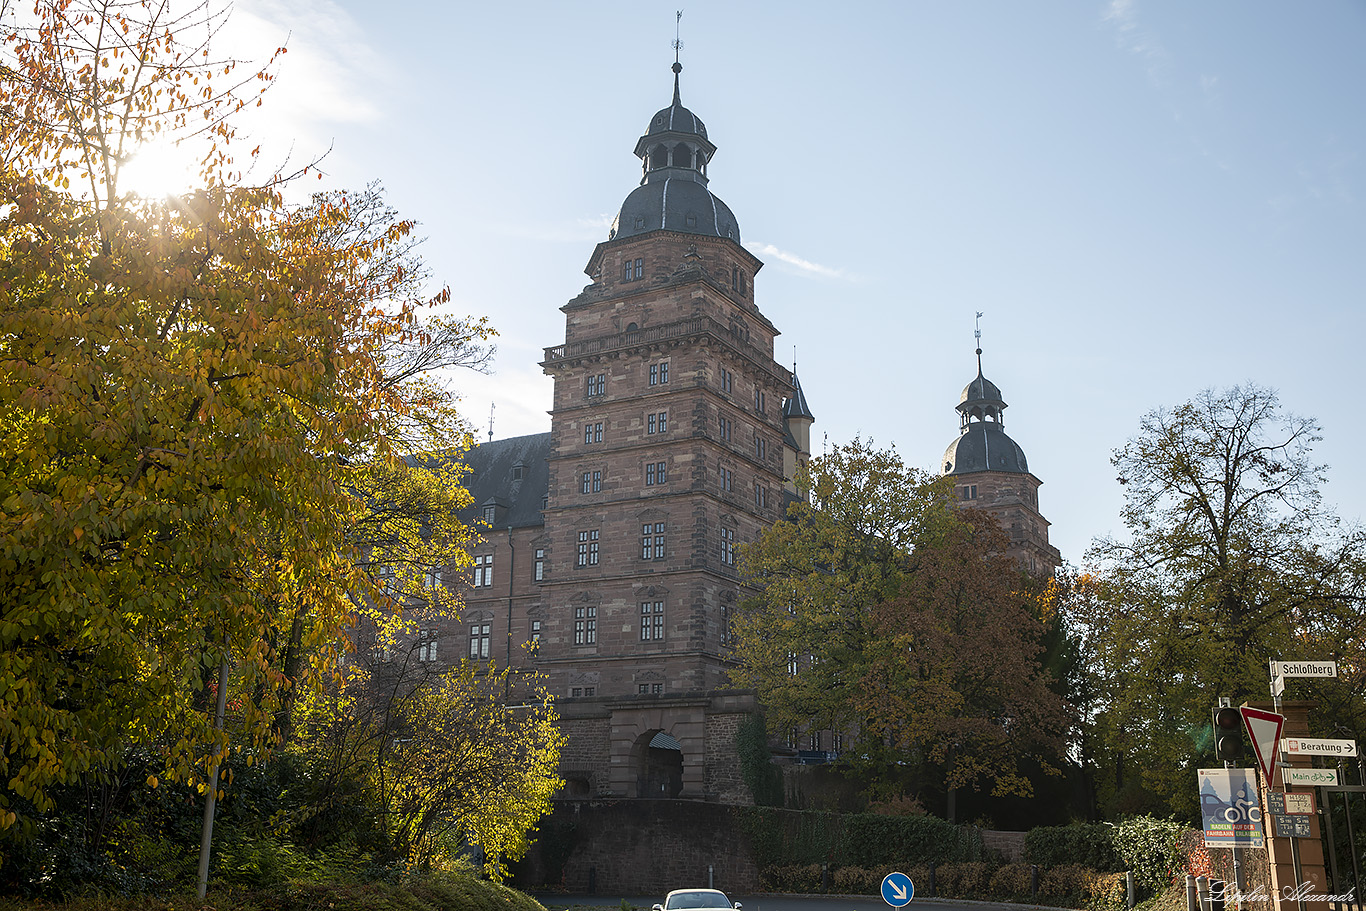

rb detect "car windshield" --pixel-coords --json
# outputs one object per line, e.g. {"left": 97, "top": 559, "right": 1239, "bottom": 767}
{"left": 666, "top": 891, "right": 731, "bottom": 910}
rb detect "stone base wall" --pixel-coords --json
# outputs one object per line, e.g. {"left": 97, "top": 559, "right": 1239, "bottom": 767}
{"left": 517, "top": 799, "right": 759, "bottom": 895}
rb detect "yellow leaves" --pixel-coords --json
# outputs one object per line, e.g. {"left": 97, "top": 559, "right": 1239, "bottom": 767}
{"left": 146, "top": 774, "right": 157, "bottom": 788}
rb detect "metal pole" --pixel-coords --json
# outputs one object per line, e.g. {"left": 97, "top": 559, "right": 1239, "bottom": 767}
{"left": 196, "top": 646, "right": 231, "bottom": 900}
{"left": 1322, "top": 789, "right": 1343, "bottom": 911}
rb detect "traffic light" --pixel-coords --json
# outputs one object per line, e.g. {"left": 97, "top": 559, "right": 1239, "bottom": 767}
{"left": 1211, "top": 705, "right": 1244, "bottom": 762}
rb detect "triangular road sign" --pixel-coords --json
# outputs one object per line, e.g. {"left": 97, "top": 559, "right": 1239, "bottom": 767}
{"left": 1242, "top": 706, "right": 1285, "bottom": 784}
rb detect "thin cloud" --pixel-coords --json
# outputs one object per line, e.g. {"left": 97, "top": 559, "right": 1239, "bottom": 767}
{"left": 1102, "top": 0, "right": 1172, "bottom": 88}
{"left": 745, "top": 242, "right": 851, "bottom": 281}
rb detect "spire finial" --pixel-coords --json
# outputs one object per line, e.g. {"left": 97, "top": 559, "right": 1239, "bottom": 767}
{"left": 672, "top": 10, "right": 684, "bottom": 103}
{"left": 974, "top": 311, "right": 984, "bottom": 374}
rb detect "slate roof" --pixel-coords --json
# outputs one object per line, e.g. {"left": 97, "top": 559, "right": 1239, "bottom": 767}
{"left": 611, "top": 178, "right": 741, "bottom": 243}
{"left": 458, "top": 432, "right": 551, "bottom": 530}
{"left": 782, "top": 372, "right": 815, "bottom": 421}
{"left": 941, "top": 422, "right": 1030, "bottom": 476}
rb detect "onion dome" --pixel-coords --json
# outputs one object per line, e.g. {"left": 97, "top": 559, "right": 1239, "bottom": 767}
{"left": 941, "top": 348, "right": 1030, "bottom": 476}
{"left": 609, "top": 62, "right": 741, "bottom": 244}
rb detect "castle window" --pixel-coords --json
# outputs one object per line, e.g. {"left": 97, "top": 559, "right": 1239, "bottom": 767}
{"left": 641, "top": 523, "right": 665, "bottom": 560}
{"left": 530, "top": 619, "right": 541, "bottom": 643}
{"left": 650, "top": 144, "right": 667, "bottom": 169}
{"left": 417, "top": 628, "right": 439, "bottom": 663}
{"left": 481, "top": 504, "right": 496, "bottom": 524}
{"left": 754, "top": 483, "right": 768, "bottom": 509}
{"left": 647, "top": 411, "right": 667, "bottom": 434}
{"left": 587, "top": 373, "right": 605, "bottom": 397}
{"left": 721, "top": 527, "right": 735, "bottom": 565}
{"left": 639, "top": 683, "right": 664, "bottom": 695}
{"left": 533, "top": 548, "right": 545, "bottom": 582}
{"left": 649, "top": 361, "right": 669, "bottom": 385}
{"left": 755, "top": 434, "right": 767, "bottom": 461}
{"left": 645, "top": 461, "right": 667, "bottom": 486}
{"left": 513, "top": 464, "right": 524, "bottom": 480}
{"left": 469, "top": 623, "right": 490, "bottom": 660}
{"left": 732, "top": 265, "right": 739, "bottom": 291}
{"left": 577, "top": 530, "right": 599, "bottom": 567}
{"left": 960, "top": 485, "right": 977, "bottom": 500}
{"left": 673, "top": 143, "right": 692, "bottom": 168}
{"left": 720, "top": 604, "right": 730, "bottom": 646}
{"left": 472, "top": 554, "right": 493, "bottom": 587}
{"left": 754, "top": 389, "right": 766, "bottom": 413}
{"left": 633, "top": 257, "right": 644, "bottom": 280}
{"left": 574, "top": 605, "right": 597, "bottom": 644}
{"left": 571, "top": 687, "right": 582, "bottom": 697}
{"left": 718, "top": 464, "right": 733, "bottom": 492}
{"left": 584, "top": 422, "right": 603, "bottom": 444}
{"left": 580, "top": 470, "right": 602, "bottom": 494}
{"left": 640, "top": 600, "right": 665, "bottom": 641}
{"left": 720, "top": 367, "right": 733, "bottom": 394}
{"left": 788, "top": 653, "right": 799, "bottom": 677}
{"left": 718, "top": 416, "right": 732, "bottom": 441}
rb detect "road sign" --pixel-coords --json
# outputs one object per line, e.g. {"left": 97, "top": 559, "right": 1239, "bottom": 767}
{"left": 1266, "top": 792, "right": 1316, "bottom": 815}
{"left": 1241, "top": 707, "right": 1284, "bottom": 784}
{"left": 1282, "top": 737, "right": 1358, "bottom": 758}
{"left": 1198, "top": 768, "right": 1264, "bottom": 848}
{"left": 1271, "top": 660, "right": 1337, "bottom": 678}
{"left": 882, "top": 872, "right": 914, "bottom": 907}
{"left": 1285, "top": 767, "right": 1339, "bottom": 787}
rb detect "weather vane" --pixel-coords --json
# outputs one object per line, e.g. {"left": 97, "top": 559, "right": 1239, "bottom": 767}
{"left": 974, "top": 311, "right": 984, "bottom": 352}
{"left": 673, "top": 10, "right": 684, "bottom": 63}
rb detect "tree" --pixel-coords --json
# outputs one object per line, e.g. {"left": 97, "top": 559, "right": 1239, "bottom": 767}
{"left": 292, "top": 654, "right": 562, "bottom": 879}
{"left": 0, "top": 0, "right": 493, "bottom": 844}
{"left": 732, "top": 439, "right": 1071, "bottom": 810}
{"left": 1081, "top": 385, "right": 1366, "bottom": 817}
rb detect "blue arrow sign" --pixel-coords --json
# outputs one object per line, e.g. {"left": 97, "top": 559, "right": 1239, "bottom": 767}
{"left": 882, "top": 871, "right": 914, "bottom": 907}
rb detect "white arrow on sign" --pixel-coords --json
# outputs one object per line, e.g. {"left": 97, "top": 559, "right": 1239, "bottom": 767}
{"left": 1241, "top": 706, "right": 1284, "bottom": 784}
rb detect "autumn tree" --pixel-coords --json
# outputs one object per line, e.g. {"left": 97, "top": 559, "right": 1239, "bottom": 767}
{"left": 732, "top": 439, "right": 1072, "bottom": 812}
{"left": 1081, "top": 385, "right": 1366, "bottom": 818}
{"left": 292, "top": 654, "right": 562, "bottom": 878}
{"left": 0, "top": 0, "right": 494, "bottom": 846}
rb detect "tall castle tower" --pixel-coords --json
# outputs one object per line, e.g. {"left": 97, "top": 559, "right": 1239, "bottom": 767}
{"left": 940, "top": 343, "right": 1061, "bottom": 574}
{"left": 527, "top": 61, "right": 805, "bottom": 800}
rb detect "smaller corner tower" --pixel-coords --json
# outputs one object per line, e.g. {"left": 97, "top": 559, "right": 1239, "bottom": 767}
{"left": 940, "top": 332, "right": 1061, "bottom": 574}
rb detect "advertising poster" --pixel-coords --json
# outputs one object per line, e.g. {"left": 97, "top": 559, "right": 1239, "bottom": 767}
{"left": 1199, "top": 768, "right": 1264, "bottom": 848}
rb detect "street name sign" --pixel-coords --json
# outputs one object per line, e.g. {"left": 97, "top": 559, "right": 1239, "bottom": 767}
{"left": 1282, "top": 737, "right": 1358, "bottom": 758}
{"left": 1241, "top": 707, "right": 1284, "bottom": 784}
{"left": 1271, "top": 660, "right": 1337, "bottom": 678}
{"left": 882, "top": 872, "right": 914, "bottom": 907}
{"left": 1285, "top": 767, "right": 1339, "bottom": 787}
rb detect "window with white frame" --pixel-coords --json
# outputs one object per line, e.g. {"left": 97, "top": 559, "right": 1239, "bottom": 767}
{"left": 645, "top": 461, "right": 667, "bottom": 486}
{"left": 584, "top": 422, "right": 603, "bottom": 444}
{"left": 469, "top": 623, "right": 490, "bottom": 659}
{"left": 649, "top": 361, "right": 669, "bottom": 386}
{"left": 472, "top": 554, "right": 493, "bottom": 587}
{"left": 641, "top": 523, "right": 665, "bottom": 560}
{"left": 647, "top": 411, "right": 667, "bottom": 434}
{"left": 533, "top": 547, "right": 545, "bottom": 581}
{"left": 721, "top": 527, "right": 735, "bottom": 565}
{"left": 529, "top": 619, "right": 541, "bottom": 648}
{"left": 788, "top": 652, "right": 799, "bottom": 676}
{"left": 573, "top": 605, "right": 597, "bottom": 645}
{"left": 417, "top": 628, "right": 439, "bottom": 663}
{"left": 424, "top": 567, "right": 443, "bottom": 589}
{"left": 638, "top": 682, "right": 664, "bottom": 695}
{"left": 640, "top": 600, "right": 665, "bottom": 641}
{"left": 576, "top": 529, "right": 599, "bottom": 567}
{"left": 481, "top": 504, "right": 496, "bottom": 524}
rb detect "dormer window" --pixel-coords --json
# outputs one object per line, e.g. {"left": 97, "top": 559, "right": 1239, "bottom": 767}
{"left": 482, "top": 505, "right": 496, "bottom": 523}
{"left": 512, "top": 463, "right": 525, "bottom": 481}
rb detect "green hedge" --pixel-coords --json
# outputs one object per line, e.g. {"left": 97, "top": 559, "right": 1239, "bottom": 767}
{"left": 1025, "top": 823, "right": 1123, "bottom": 871}
{"left": 734, "top": 807, "right": 980, "bottom": 869}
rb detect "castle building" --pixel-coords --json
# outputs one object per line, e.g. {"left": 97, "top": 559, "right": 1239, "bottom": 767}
{"left": 452, "top": 61, "right": 813, "bottom": 802}
{"left": 444, "top": 62, "right": 1059, "bottom": 804}
{"left": 939, "top": 346, "right": 1061, "bottom": 574}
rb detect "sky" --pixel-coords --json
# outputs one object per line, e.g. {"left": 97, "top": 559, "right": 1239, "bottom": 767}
{"left": 193, "top": 0, "right": 1365, "bottom": 567}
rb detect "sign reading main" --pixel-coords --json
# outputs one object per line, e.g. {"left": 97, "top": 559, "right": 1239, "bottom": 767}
{"left": 1285, "top": 767, "right": 1339, "bottom": 787}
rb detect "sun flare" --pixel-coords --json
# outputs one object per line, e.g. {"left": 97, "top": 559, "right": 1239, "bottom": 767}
{"left": 119, "top": 141, "right": 202, "bottom": 200}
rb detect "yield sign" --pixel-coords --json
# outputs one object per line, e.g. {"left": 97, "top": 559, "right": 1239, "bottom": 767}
{"left": 1242, "top": 706, "right": 1285, "bottom": 784}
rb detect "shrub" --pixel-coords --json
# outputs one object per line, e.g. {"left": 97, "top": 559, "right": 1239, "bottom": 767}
{"left": 1112, "top": 816, "right": 1185, "bottom": 895}
{"left": 759, "top": 864, "right": 823, "bottom": 893}
{"left": 1025, "top": 823, "right": 1123, "bottom": 871}
{"left": 844, "top": 814, "right": 968, "bottom": 867}
{"left": 1086, "top": 871, "right": 1129, "bottom": 911}
{"left": 1040, "top": 863, "right": 1096, "bottom": 901}
{"left": 932, "top": 861, "right": 995, "bottom": 899}
{"left": 989, "top": 864, "right": 1036, "bottom": 902}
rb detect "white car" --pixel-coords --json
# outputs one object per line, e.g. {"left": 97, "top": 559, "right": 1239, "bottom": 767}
{"left": 653, "top": 890, "right": 742, "bottom": 911}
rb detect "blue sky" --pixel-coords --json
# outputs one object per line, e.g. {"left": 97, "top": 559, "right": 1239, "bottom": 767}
{"left": 220, "top": 0, "right": 1366, "bottom": 566}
